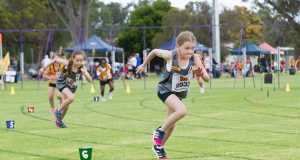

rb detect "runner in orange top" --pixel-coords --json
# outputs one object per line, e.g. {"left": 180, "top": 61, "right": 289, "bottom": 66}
{"left": 290, "top": 58, "right": 295, "bottom": 68}
{"left": 43, "top": 53, "right": 64, "bottom": 113}
{"left": 97, "top": 58, "right": 114, "bottom": 102}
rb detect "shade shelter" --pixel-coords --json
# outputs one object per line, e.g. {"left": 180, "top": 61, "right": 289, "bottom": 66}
{"left": 231, "top": 42, "right": 270, "bottom": 55}
{"left": 259, "top": 42, "right": 283, "bottom": 55}
{"left": 65, "top": 35, "right": 124, "bottom": 74}
{"left": 65, "top": 34, "right": 123, "bottom": 53}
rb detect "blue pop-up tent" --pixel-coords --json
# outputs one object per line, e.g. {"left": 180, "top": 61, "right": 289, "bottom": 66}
{"left": 231, "top": 42, "right": 270, "bottom": 55}
{"left": 158, "top": 37, "right": 209, "bottom": 52}
{"left": 65, "top": 34, "right": 124, "bottom": 53}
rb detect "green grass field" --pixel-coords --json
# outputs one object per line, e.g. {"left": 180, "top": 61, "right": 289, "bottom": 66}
{"left": 0, "top": 72, "right": 300, "bottom": 160}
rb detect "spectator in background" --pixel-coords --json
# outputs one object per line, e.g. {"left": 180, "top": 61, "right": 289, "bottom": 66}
{"left": 280, "top": 58, "right": 286, "bottom": 74}
{"left": 290, "top": 58, "right": 295, "bottom": 68}
{"left": 130, "top": 54, "right": 137, "bottom": 79}
{"left": 42, "top": 55, "right": 51, "bottom": 68}
{"left": 136, "top": 53, "right": 142, "bottom": 66}
{"left": 273, "top": 59, "right": 278, "bottom": 72}
{"left": 126, "top": 56, "right": 133, "bottom": 79}
{"left": 135, "top": 53, "right": 142, "bottom": 79}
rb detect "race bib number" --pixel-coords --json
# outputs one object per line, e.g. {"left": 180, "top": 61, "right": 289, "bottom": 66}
{"left": 102, "top": 75, "right": 108, "bottom": 80}
{"left": 66, "top": 74, "right": 80, "bottom": 88}
{"left": 171, "top": 73, "right": 191, "bottom": 92}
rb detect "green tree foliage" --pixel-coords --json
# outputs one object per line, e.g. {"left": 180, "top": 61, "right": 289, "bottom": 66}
{"left": 89, "top": 0, "right": 132, "bottom": 40}
{"left": 0, "top": 0, "right": 64, "bottom": 64}
{"left": 117, "top": 0, "right": 171, "bottom": 56}
{"left": 50, "top": 0, "right": 91, "bottom": 44}
{"left": 251, "top": 0, "right": 300, "bottom": 57}
{"left": 220, "top": 6, "right": 263, "bottom": 47}
{"left": 153, "top": 1, "right": 212, "bottom": 48}
{"left": 256, "top": 8, "right": 296, "bottom": 48}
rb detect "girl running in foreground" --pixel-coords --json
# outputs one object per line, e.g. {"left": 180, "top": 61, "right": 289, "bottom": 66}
{"left": 136, "top": 31, "right": 210, "bottom": 159}
{"left": 40, "top": 50, "right": 92, "bottom": 128}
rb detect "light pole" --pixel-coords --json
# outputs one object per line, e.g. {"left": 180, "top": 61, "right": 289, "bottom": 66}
{"left": 212, "top": 0, "right": 221, "bottom": 67}
{"left": 90, "top": 42, "right": 96, "bottom": 78}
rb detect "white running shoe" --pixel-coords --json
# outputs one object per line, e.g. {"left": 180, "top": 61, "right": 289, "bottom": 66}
{"left": 107, "top": 92, "right": 112, "bottom": 100}
{"left": 200, "top": 87, "right": 205, "bottom": 93}
{"left": 101, "top": 97, "right": 106, "bottom": 102}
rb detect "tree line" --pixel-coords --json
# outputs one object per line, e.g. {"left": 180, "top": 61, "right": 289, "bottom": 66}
{"left": 0, "top": 0, "right": 298, "bottom": 65}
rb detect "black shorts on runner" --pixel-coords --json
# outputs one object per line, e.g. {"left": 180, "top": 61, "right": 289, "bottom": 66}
{"left": 49, "top": 83, "right": 56, "bottom": 88}
{"left": 157, "top": 92, "right": 181, "bottom": 103}
{"left": 100, "top": 79, "right": 113, "bottom": 86}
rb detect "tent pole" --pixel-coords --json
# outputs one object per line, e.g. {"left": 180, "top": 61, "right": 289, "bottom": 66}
{"left": 243, "top": 47, "right": 246, "bottom": 88}
{"left": 275, "top": 23, "right": 280, "bottom": 89}
{"left": 20, "top": 32, "right": 23, "bottom": 90}
{"left": 143, "top": 28, "right": 146, "bottom": 90}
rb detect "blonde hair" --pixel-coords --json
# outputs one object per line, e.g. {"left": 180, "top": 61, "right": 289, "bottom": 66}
{"left": 176, "top": 31, "right": 196, "bottom": 46}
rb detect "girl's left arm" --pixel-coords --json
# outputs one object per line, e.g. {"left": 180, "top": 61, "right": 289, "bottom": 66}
{"left": 81, "top": 66, "right": 92, "bottom": 83}
{"left": 194, "top": 54, "right": 210, "bottom": 82}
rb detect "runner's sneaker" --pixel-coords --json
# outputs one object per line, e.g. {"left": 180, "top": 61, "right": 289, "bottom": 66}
{"left": 54, "top": 108, "right": 63, "bottom": 121}
{"left": 101, "top": 97, "right": 106, "bottom": 102}
{"left": 107, "top": 92, "right": 112, "bottom": 100}
{"left": 152, "top": 145, "right": 167, "bottom": 160}
{"left": 200, "top": 87, "right": 205, "bottom": 93}
{"left": 55, "top": 119, "right": 67, "bottom": 128}
{"left": 152, "top": 127, "right": 165, "bottom": 146}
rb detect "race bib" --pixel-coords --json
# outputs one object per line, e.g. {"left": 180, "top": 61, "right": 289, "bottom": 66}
{"left": 171, "top": 72, "right": 191, "bottom": 92}
{"left": 66, "top": 74, "right": 80, "bottom": 88}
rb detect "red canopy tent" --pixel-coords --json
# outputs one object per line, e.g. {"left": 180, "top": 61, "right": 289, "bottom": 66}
{"left": 259, "top": 42, "right": 284, "bottom": 54}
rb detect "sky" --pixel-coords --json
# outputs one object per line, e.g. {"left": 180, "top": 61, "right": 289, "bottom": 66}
{"left": 100, "top": 0, "right": 253, "bottom": 10}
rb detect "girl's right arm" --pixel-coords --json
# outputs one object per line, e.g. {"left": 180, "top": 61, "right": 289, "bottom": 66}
{"left": 39, "top": 58, "right": 68, "bottom": 74}
{"left": 136, "top": 49, "right": 172, "bottom": 74}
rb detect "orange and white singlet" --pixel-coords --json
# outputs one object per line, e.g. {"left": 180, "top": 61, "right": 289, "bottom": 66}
{"left": 97, "top": 64, "right": 112, "bottom": 80}
{"left": 48, "top": 63, "right": 64, "bottom": 84}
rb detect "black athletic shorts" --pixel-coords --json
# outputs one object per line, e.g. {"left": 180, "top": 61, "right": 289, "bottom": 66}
{"left": 157, "top": 92, "right": 181, "bottom": 103}
{"left": 100, "top": 79, "right": 113, "bottom": 86}
{"left": 49, "top": 83, "right": 56, "bottom": 88}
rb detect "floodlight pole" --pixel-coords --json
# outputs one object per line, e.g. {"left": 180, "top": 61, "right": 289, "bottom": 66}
{"left": 243, "top": 47, "right": 246, "bottom": 88}
{"left": 275, "top": 23, "right": 280, "bottom": 89}
{"left": 20, "top": 31, "right": 23, "bottom": 90}
{"left": 212, "top": 0, "right": 221, "bottom": 68}
{"left": 209, "top": 48, "right": 212, "bottom": 89}
{"left": 143, "top": 28, "right": 146, "bottom": 90}
{"left": 276, "top": 46, "right": 280, "bottom": 89}
{"left": 91, "top": 42, "right": 96, "bottom": 79}
{"left": 0, "top": 33, "right": 2, "bottom": 65}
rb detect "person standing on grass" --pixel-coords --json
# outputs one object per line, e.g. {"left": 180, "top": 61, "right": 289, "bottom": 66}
{"left": 96, "top": 58, "right": 114, "bottom": 102}
{"left": 39, "top": 50, "right": 92, "bottom": 128}
{"left": 42, "top": 53, "right": 65, "bottom": 114}
{"left": 136, "top": 31, "right": 210, "bottom": 160}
